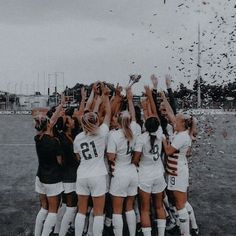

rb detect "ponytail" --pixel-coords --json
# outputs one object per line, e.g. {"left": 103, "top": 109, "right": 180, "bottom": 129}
{"left": 149, "top": 133, "right": 157, "bottom": 153}
{"left": 118, "top": 110, "right": 133, "bottom": 141}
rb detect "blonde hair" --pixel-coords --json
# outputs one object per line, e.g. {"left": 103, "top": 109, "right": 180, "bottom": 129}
{"left": 81, "top": 112, "right": 99, "bottom": 134}
{"left": 118, "top": 110, "right": 133, "bottom": 141}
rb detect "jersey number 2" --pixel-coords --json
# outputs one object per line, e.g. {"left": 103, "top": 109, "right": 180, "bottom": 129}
{"left": 81, "top": 141, "right": 98, "bottom": 160}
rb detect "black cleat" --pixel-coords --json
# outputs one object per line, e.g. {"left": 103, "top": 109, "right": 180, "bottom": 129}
{"left": 191, "top": 228, "right": 200, "bottom": 236}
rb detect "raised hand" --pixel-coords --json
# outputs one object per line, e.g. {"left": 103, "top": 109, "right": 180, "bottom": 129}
{"left": 151, "top": 74, "right": 158, "bottom": 89}
{"left": 144, "top": 85, "right": 152, "bottom": 98}
{"left": 81, "top": 87, "right": 86, "bottom": 100}
{"left": 165, "top": 74, "right": 172, "bottom": 89}
{"left": 126, "top": 87, "right": 133, "bottom": 100}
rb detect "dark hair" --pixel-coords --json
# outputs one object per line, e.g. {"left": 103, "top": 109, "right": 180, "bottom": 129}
{"left": 53, "top": 116, "right": 64, "bottom": 137}
{"left": 145, "top": 117, "right": 160, "bottom": 152}
{"left": 65, "top": 107, "right": 75, "bottom": 117}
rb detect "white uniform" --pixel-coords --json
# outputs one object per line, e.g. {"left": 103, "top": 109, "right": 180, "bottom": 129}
{"left": 107, "top": 121, "right": 141, "bottom": 197}
{"left": 166, "top": 130, "right": 191, "bottom": 192}
{"left": 135, "top": 127, "right": 166, "bottom": 194}
{"left": 73, "top": 123, "right": 109, "bottom": 197}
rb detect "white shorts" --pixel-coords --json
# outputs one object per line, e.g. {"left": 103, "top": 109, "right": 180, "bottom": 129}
{"left": 109, "top": 168, "right": 138, "bottom": 197}
{"left": 76, "top": 175, "right": 107, "bottom": 197}
{"left": 167, "top": 170, "right": 189, "bottom": 192}
{"left": 63, "top": 182, "right": 76, "bottom": 194}
{"left": 139, "top": 175, "right": 167, "bottom": 194}
{"left": 35, "top": 177, "right": 64, "bottom": 197}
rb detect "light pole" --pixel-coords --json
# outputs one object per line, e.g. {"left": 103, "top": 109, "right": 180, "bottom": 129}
{"left": 197, "top": 23, "right": 201, "bottom": 108}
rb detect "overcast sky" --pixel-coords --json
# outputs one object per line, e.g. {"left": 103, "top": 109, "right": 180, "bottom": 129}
{"left": 0, "top": 0, "right": 235, "bottom": 95}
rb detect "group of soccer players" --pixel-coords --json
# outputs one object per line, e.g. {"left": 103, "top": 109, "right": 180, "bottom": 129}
{"left": 33, "top": 74, "right": 199, "bottom": 236}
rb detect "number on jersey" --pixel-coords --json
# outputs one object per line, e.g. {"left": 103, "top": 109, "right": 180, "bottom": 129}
{"left": 126, "top": 141, "right": 133, "bottom": 155}
{"left": 80, "top": 141, "right": 98, "bottom": 160}
{"left": 150, "top": 144, "right": 160, "bottom": 161}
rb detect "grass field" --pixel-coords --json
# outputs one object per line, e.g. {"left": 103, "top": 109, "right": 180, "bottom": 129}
{"left": 0, "top": 113, "right": 235, "bottom": 236}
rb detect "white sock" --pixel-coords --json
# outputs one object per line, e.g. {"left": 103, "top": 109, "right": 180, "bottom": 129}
{"left": 41, "top": 213, "right": 57, "bottom": 236}
{"left": 93, "top": 215, "right": 104, "bottom": 236}
{"left": 185, "top": 202, "right": 198, "bottom": 229}
{"left": 178, "top": 208, "right": 190, "bottom": 236}
{"left": 125, "top": 210, "right": 136, "bottom": 236}
{"left": 35, "top": 208, "right": 48, "bottom": 236}
{"left": 54, "top": 203, "right": 66, "bottom": 233}
{"left": 112, "top": 214, "right": 123, "bottom": 236}
{"left": 142, "top": 227, "right": 152, "bottom": 236}
{"left": 157, "top": 219, "right": 166, "bottom": 236}
{"left": 59, "top": 207, "right": 77, "bottom": 236}
{"left": 75, "top": 213, "right": 86, "bottom": 236}
{"left": 87, "top": 208, "right": 94, "bottom": 235}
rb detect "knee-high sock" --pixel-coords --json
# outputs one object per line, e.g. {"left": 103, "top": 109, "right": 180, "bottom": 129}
{"left": 93, "top": 215, "right": 104, "bottom": 236}
{"left": 112, "top": 214, "right": 123, "bottom": 236}
{"left": 75, "top": 213, "right": 86, "bottom": 236}
{"left": 178, "top": 208, "right": 190, "bottom": 236}
{"left": 59, "top": 207, "right": 77, "bottom": 236}
{"left": 54, "top": 203, "right": 66, "bottom": 233}
{"left": 125, "top": 210, "right": 136, "bottom": 236}
{"left": 185, "top": 202, "right": 198, "bottom": 229}
{"left": 157, "top": 219, "right": 166, "bottom": 236}
{"left": 35, "top": 208, "right": 48, "bottom": 236}
{"left": 41, "top": 213, "right": 57, "bottom": 236}
{"left": 142, "top": 227, "right": 152, "bottom": 236}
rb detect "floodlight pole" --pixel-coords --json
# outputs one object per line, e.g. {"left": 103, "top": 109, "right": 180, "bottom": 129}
{"left": 197, "top": 23, "right": 201, "bottom": 108}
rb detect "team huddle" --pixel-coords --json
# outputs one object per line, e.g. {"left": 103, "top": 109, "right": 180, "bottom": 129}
{"left": 33, "top": 74, "right": 199, "bottom": 236}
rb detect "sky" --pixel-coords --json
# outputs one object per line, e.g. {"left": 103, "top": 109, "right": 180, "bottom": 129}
{"left": 0, "top": 0, "right": 235, "bottom": 95}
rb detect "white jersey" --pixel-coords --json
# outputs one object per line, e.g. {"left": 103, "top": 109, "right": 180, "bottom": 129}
{"left": 73, "top": 123, "right": 109, "bottom": 179}
{"left": 166, "top": 130, "right": 191, "bottom": 176}
{"left": 107, "top": 121, "right": 141, "bottom": 175}
{"left": 135, "top": 127, "right": 164, "bottom": 180}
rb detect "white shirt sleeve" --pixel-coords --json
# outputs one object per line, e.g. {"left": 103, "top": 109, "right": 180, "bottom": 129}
{"left": 171, "top": 133, "right": 187, "bottom": 150}
{"left": 73, "top": 136, "right": 80, "bottom": 154}
{"left": 106, "top": 132, "right": 117, "bottom": 154}
{"left": 99, "top": 123, "right": 109, "bottom": 136}
{"left": 134, "top": 134, "right": 143, "bottom": 152}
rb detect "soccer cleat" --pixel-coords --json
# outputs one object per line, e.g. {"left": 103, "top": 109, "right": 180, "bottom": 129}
{"left": 165, "top": 217, "right": 176, "bottom": 231}
{"left": 191, "top": 228, "right": 200, "bottom": 236}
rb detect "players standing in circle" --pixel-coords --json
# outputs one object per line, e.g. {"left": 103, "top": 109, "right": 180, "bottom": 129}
{"left": 73, "top": 85, "right": 111, "bottom": 236}
{"left": 133, "top": 116, "right": 166, "bottom": 236}
{"left": 34, "top": 102, "right": 65, "bottom": 236}
{"left": 106, "top": 88, "right": 141, "bottom": 236}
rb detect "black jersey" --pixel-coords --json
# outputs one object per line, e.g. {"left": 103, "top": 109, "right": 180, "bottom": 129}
{"left": 35, "top": 134, "right": 63, "bottom": 184}
{"left": 58, "top": 133, "right": 79, "bottom": 183}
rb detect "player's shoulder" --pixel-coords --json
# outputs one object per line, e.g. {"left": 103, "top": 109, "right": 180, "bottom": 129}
{"left": 74, "top": 131, "right": 85, "bottom": 142}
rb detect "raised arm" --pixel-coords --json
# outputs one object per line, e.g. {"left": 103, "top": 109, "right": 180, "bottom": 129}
{"left": 126, "top": 87, "right": 136, "bottom": 122}
{"left": 165, "top": 74, "right": 177, "bottom": 115}
{"left": 85, "top": 83, "right": 96, "bottom": 111}
{"left": 50, "top": 93, "right": 65, "bottom": 127}
{"left": 141, "top": 98, "right": 149, "bottom": 120}
{"left": 160, "top": 91, "right": 176, "bottom": 125}
{"left": 102, "top": 85, "right": 111, "bottom": 126}
{"left": 145, "top": 86, "right": 159, "bottom": 120}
